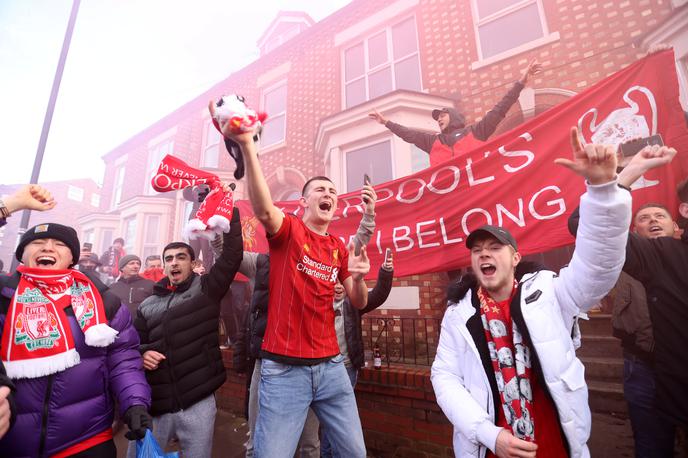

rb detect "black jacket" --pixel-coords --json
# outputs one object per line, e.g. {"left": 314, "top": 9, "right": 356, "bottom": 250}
{"left": 385, "top": 81, "right": 524, "bottom": 153}
{"left": 569, "top": 205, "right": 688, "bottom": 426}
{"left": 232, "top": 253, "right": 270, "bottom": 373}
{"left": 134, "top": 209, "right": 243, "bottom": 416}
{"left": 622, "top": 231, "right": 688, "bottom": 427}
{"left": 342, "top": 266, "right": 394, "bottom": 369}
{"left": 108, "top": 275, "right": 154, "bottom": 319}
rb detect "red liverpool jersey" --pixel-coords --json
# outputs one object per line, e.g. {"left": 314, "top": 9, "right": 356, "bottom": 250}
{"left": 261, "top": 215, "right": 351, "bottom": 359}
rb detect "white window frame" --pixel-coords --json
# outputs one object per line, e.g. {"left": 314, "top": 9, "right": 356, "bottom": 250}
{"left": 260, "top": 79, "right": 288, "bottom": 150}
{"left": 82, "top": 229, "right": 95, "bottom": 244}
{"left": 111, "top": 165, "right": 125, "bottom": 210}
{"left": 123, "top": 216, "right": 137, "bottom": 255}
{"left": 145, "top": 139, "right": 174, "bottom": 195}
{"left": 341, "top": 15, "right": 422, "bottom": 109}
{"left": 470, "top": 0, "right": 559, "bottom": 69}
{"left": 201, "top": 120, "right": 221, "bottom": 169}
{"left": 342, "top": 138, "right": 396, "bottom": 193}
{"left": 142, "top": 214, "right": 161, "bottom": 259}
{"left": 90, "top": 194, "right": 100, "bottom": 208}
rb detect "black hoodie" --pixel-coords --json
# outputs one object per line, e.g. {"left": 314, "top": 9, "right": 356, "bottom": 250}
{"left": 384, "top": 81, "right": 524, "bottom": 153}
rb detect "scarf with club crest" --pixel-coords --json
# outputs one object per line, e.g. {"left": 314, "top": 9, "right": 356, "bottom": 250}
{"left": 1, "top": 266, "right": 118, "bottom": 379}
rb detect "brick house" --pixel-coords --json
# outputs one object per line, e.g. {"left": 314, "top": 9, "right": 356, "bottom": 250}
{"left": 68, "top": 1, "right": 687, "bottom": 454}
{"left": 0, "top": 179, "right": 101, "bottom": 270}
{"left": 79, "top": 0, "right": 687, "bottom": 314}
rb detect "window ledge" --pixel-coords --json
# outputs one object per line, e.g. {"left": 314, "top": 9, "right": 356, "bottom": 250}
{"left": 471, "top": 32, "right": 560, "bottom": 71}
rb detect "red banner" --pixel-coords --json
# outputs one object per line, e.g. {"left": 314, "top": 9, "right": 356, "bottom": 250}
{"left": 237, "top": 51, "right": 688, "bottom": 278}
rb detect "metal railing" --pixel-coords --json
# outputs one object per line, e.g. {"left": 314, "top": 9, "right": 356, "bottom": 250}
{"left": 361, "top": 316, "right": 441, "bottom": 367}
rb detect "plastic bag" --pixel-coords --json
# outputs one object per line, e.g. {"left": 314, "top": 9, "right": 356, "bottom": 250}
{"left": 136, "top": 430, "right": 180, "bottom": 458}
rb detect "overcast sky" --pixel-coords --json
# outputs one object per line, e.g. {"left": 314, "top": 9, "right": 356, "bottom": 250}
{"left": 0, "top": 0, "right": 350, "bottom": 185}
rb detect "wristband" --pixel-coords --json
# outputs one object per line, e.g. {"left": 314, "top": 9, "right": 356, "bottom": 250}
{"left": 0, "top": 198, "right": 9, "bottom": 218}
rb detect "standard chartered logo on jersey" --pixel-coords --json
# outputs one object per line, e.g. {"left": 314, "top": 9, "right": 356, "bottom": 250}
{"left": 297, "top": 254, "right": 339, "bottom": 283}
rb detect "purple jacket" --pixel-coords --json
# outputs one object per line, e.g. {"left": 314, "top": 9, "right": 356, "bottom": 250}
{"left": 0, "top": 272, "right": 151, "bottom": 457}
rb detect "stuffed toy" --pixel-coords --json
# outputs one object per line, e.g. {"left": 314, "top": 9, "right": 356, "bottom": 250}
{"left": 211, "top": 94, "right": 267, "bottom": 179}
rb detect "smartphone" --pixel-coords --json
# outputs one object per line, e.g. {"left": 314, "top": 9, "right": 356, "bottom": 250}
{"left": 619, "top": 134, "right": 664, "bottom": 157}
{"left": 83, "top": 242, "right": 93, "bottom": 251}
{"left": 384, "top": 248, "right": 392, "bottom": 263}
{"left": 362, "top": 174, "right": 371, "bottom": 204}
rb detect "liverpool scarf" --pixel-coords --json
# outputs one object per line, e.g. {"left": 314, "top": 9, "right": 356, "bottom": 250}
{"left": 478, "top": 281, "right": 536, "bottom": 441}
{"left": 151, "top": 154, "right": 235, "bottom": 241}
{"left": 1, "top": 266, "right": 118, "bottom": 379}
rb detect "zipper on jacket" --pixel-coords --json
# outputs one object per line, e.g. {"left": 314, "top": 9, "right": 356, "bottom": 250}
{"left": 38, "top": 374, "right": 54, "bottom": 457}
{"left": 163, "top": 292, "right": 182, "bottom": 411}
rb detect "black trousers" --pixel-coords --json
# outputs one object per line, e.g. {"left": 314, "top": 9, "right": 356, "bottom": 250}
{"left": 68, "top": 439, "right": 117, "bottom": 458}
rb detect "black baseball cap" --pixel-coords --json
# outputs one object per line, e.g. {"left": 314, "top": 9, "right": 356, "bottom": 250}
{"left": 466, "top": 225, "right": 518, "bottom": 251}
{"left": 431, "top": 108, "right": 451, "bottom": 120}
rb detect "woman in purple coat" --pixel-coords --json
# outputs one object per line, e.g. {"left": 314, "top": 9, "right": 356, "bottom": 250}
{"left": 0, "top": 221, "right": 151, "bottom": 457}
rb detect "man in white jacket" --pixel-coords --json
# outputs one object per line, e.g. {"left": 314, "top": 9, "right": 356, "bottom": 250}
{"left": 431, "top": 127, "right": 633, "bottom": 458}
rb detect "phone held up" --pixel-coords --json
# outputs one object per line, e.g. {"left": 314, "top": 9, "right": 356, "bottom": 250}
{"left": 362, "top": 174, "right": 372, "bottom": 204}
{"left": 619, "top": 134, "right": 664, "bottom": 157}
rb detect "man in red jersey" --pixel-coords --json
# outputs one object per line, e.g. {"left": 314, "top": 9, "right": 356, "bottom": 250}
{"left": 210, "top": 102, "right": 370, "bottom": 458}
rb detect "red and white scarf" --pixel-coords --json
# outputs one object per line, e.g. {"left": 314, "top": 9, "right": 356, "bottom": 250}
{"left": 479, "top": 280, "right": 535, "bottom": 442}
{"left": 1, "top": 266, "right": 118, "bottom": 379}
{"left": 151, "top": 154, "right": 235, "bottom": 241}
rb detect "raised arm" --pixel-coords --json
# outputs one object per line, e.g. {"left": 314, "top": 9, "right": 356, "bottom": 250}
{"left": 1, "top": 184, "right": 56, "bottom": 227}
{"left": 203, "top": 206, "right": 243, "bottom": 302}
{"left": 618, "top": 144, "right": 677, "bottom": 188}
{"left": 472, "top": 60, "right": 541, "bottom": 141}
{"left": 343, "top": 244, "right": 369, "bottom": 309}
{"left": 353, "top": 184, "right": 377, "bottom": 254}
{"left": 369, "top": 109, "right": 436, "bottom": 153}
{"left": 360, "top": 259, "right": 394, "bottom": 314}
{"left": 553, "top": 127, "right": 631, "bottom": 323}
{"left": 209, "top": 101, "right": 284, "bottom": 235}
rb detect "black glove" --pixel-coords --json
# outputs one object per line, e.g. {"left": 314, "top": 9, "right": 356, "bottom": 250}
{"left": 124, "top": 405, "right": 152, "bottom": 441}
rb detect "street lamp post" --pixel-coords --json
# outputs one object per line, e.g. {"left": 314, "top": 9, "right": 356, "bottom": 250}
{"left": 11, "top": 0, "right": 81, "bottom": 271}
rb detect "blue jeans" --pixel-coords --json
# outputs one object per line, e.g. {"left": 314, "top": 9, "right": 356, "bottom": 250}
{"left": 623, "top": 353, "right": 675, "bottom": 458}
{"left": 320, "top": 365, "right": 359, "bottom": 458}
{"left": 254, "top": 356, "right": 365, "bottom": 458}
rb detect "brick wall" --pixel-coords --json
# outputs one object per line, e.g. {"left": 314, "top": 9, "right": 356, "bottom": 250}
{"left": 93, "top": 0, "right": 680, "bottom": 317}
{"left": 217, "top": 349, "right": 455, "bottom": 457}
{"left": 0, "top": 179, "right": 101, "bottom": 268}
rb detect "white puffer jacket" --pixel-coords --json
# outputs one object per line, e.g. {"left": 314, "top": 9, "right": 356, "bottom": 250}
{"left": 431, "top": 181, "right": 631, "bottom": 458}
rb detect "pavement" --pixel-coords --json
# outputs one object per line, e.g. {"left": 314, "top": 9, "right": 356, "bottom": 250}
{"left": 114, "top": 409, "right": 249, "bottom": 458}
{"left": 116, "top": 409, "right": 636, "bottom": 457}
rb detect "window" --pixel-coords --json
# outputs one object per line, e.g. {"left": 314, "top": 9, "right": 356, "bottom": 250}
{"left": 472, "top": 0, "right": 549, "bottom": 60}
{"left": 83, "top": 229, "right": 94, "bottom": 244}
{"left": 123, "top": 217, "right": 137, "bottom": 255}
{"left": 90, "top": 194, "right": 100, "bottom": 208}
{"left": 67, "top": 185, "right": 84, "bottom": 202}
{"left": 146, "top": 139, "right": 174, "bottom": 195}
{"left": 101, "top": 229, "right": 113, "bottom": 254}
{"left": 111, "top": 166, "right": 125, "bottom": 209}
{"left": 343, "top": 17, "right": 422, "bottom": 108}
{"left": 202, "top": 121, "right": 221, "bottom": 168}
{"left": 345, "top": 140, "right": 394, "bottom": 193}
{"left": 142, "top": 214, "right": 161, "bottom": 259}
{"left": 410, "top": 144, "right": 430, "bottom": 173}
{"left": 261, "top": 82, "right": 287, "bottom": 147}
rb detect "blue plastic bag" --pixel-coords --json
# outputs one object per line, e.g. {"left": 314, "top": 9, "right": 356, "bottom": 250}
{"left": 136, "top": 430, "right": 180, "bottom": 458}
